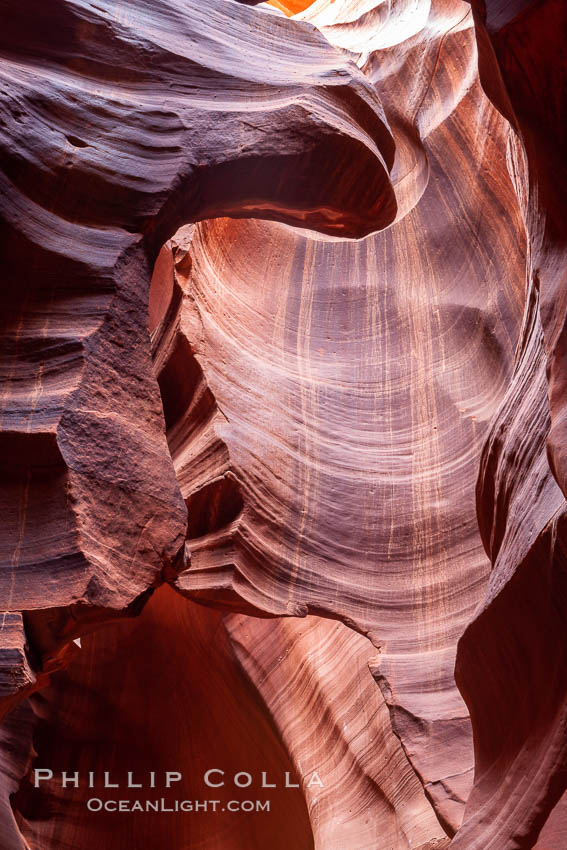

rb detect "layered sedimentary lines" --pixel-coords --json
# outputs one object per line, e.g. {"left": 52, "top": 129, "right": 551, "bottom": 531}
{"left": 155, "top": 2, "right": 527, "bottom": 834}
{"left": 1, "top": 0, "right": 565, "bottom": 849}
{"left": 0, "top": 0, "right": 397, "bottom": 686}
{"left": 450, "top": 2, "right": 567, "bottom": 847}
{"left": 225, "top": 614, "right": 448, "bottom": 849}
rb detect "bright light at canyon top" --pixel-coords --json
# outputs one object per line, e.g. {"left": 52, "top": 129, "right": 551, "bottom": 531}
{"left": 268, "top": 0, "right": 314, "bottom": 14}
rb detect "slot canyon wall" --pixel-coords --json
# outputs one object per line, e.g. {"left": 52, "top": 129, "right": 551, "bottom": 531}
{"left": 0, "top": 0, "right": 565, "bottom": 848}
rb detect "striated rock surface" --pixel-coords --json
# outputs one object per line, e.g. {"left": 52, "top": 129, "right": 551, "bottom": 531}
{"left": 224, "top": 613, "right": 448, "bottom": 849}
{"left": 0, "top": 0, "right": 565, "bottom": 849}
{"left": 449, "top": 1, "right": 567, "bottom": 847}
{"left": 0, "top": 0, "right": 396, "bottom": 693}
{"left": 153, "top": 1, "right": 527, "bottom": 837}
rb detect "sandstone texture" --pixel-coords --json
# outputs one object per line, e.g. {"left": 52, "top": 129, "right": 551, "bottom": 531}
{"left": 0, "top": 0, "right": 565, "bottom": 848}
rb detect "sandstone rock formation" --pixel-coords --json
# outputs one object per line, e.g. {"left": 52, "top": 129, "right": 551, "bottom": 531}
{"left": 0, "top": 0, "right": 565, "bottom": 848}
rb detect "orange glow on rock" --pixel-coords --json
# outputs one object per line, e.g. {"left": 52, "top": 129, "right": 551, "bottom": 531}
{"left": 268, "top": 0, "right": 314, "bottom": 15}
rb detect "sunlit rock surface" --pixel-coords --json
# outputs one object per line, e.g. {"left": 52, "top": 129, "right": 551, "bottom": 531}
{"left": 0, "top": 0, "right": 565, "bottom": 848}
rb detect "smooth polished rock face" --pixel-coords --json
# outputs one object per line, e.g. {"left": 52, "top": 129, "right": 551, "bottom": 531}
{"left": 0, "top": 1, "right": 565, "bottom": 849}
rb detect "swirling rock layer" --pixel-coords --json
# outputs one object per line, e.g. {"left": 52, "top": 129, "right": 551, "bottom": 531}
{"left": 0, "top": 0, "right": 565, "bottom": 849}
{"left": 450, "top": 2, "right": 567, "bottom": 847}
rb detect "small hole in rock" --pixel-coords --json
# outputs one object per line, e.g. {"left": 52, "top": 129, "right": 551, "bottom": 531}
{"left": 66, "top": 135, "right": 88, "bottom": 148}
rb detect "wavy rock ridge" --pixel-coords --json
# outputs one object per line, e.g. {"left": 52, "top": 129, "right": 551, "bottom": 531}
{"left": 0, "top": 0, "right": 565, "bottom": 848}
